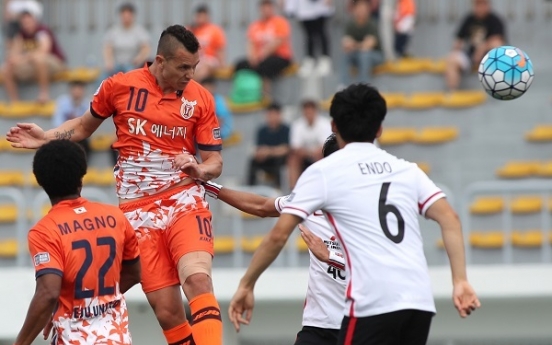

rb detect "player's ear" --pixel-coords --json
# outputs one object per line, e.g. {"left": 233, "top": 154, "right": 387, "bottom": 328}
{"left": 375, "top": 126, "right": 383, "bottom": 140}
{"left": 155, "top": 55, "right": 165, "bottom": 68}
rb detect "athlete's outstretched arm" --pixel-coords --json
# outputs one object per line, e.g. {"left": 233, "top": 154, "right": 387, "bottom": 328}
{"left": 204, "top": 181, "right": 280, "bottom": 218}
{"left": 426, "top": 198, "right": 481, "bottom": 318}
{"left": 228, "top": 213, "right": 302, "bottom": 331}
{"left": 14, "top": 274, "right": 61, "bottom": 345}
{"left": 176, "top": 150, "right": 223, "bottom": 182}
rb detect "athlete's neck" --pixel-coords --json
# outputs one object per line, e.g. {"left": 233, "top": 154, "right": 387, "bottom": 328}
{"left": 148, "top": 62, "right": 177, "bottom": 95}
{"left": 50, "top": 194, "right": 81, "bottom": 206}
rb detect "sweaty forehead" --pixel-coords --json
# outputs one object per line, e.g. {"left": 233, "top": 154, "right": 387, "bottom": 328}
{"left": 169, "top": 47, "right": 200, "bottom": 66}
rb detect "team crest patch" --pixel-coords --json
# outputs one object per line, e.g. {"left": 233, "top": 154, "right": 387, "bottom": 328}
{"left": 180, "top": 97, "right": 197, "bottom": 119}
{"left": 33, "top": 252, "right": 50, "bottom": 266}
{"left": 213, "top": 128, "right": 221, "bottom": 140}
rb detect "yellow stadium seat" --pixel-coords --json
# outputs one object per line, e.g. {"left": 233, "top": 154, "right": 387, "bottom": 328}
{"left": 374, "top": 58, "right": 427, "bottom": 75}
{"left": 53, "top": 67, "right": 100, "bottom": 83}
{"left": 0, "top": 239, "right": 18, "bottom": 258}
{"left": 27, "top": 172, "right": 40, "bottom": 187}
{"left": 496, "top": 161, "right": 540, "bottom": 179}
{"left": 378, "top": 128, "right": 416, "bottom": 146}
{"left": 282, "top": 63, "right": 299, "bottom": 77}
{"left": 0, "top": 101, "right": 54, "bottom": 118}
{"left": 241, "top": 236, "right": 264, "bottom": 253}
{"left": 469, "top": 231, "right": 505, "bottom": 248}
{"left": 423, "top": 58, "right": 447, "bottom": 74}
{"left": 511, "top": 230, "right": 550, "bottom": 248}
{"left": 402, "top": 92, "right": 445, "bottom": 110}
{"left": 222, "top": 132, "right": 242, "bottom": 148}
{"left": 0, "top": 204, "right": 17, "bottom": 223}
{"left": 381, "top": 92, "right": 406, "bottom": 109}
{"left": 214, "top": 236, "right": 236, "bottom": 254}
{"left": 320, "top": 95, "right": 333, "bottom": 111}
{"left": 90, "top": 134, "right": 114, "bottom": 152}
{"left": 412, "top": 127, "right": 458, "bottom": 145}
{"left": 525, "top": 125, "right": 552, "bottom": 142}
{"left": 0, "top": 137, "right": 10, "bottom": 151}
{"left": 213, "top": 66, "right": 235, "bottom": 80}
{"left": 416, "top": 162, "right": 431, "bottom": 175}
{"left": 510, "top": 196, "right": 542, "bottom": 214}
{"left": 435, "top": 238, "right": 444, "bottom": 249}
{"left": 441, "top": 90, "right": 487, "bottom": 108}
{"left": 36, "top": 101, "right": 56, "bottom": 118}
{"left": 0, "top": 170, "right": 25, "bottom": 186}
{"left": 296, "top": 236, "right": 309, "bottom": 252}
{"left": 536, "top": 161, "right": 552, "bottom": 177}
{"left": 469, "top": 197, "right": 504, "bottom": 215}
{"left": 96, "top": 169, "right": 115, "bottom": 186}
{"left": 26, "top": 204, "right": 50, "bottom": 220}
{"left": 240, "top": 211, "right": 259, "bottom": 220}
{"left": 83, "top": 168, "right": 99, "bottom": 185}
{"left": 228, "top": 97, "right": 271, "bottom": 114}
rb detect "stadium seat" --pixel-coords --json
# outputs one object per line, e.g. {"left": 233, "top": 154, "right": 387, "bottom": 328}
{"left": 496, "top": 161, "right": 540, "bottom": 179}
{"left": 214, "top": 236, "right": 236, "bottom": 254}
{"left": 525, "top": 125, "right": 552, "bottom": 142}
{"left": 228, "top": 97, "right": 271, "bottom": 114}
{"left": 0, "top": 239, "right": 17, "bottom": 258}
{"left": 27, "top": 204, "right": 51, "bottom": 219}
{"left": 27, "top": 172, "right": 40, "bottom": 187}
{"left": 441, "top": 90, "right": 487, "bottom": 108}
{"left": 422, "top": 58, "right": 447, "bottom": 74}
{"left": 240, "top": 211, "right": 259, "bottom": 219}
{"left": 511, "top": 230, "right": 551, "bottom": 248}
{"left": 416, "top": 162, "right": 431, "bottom": 175}
{"left": 412, "top": 127, "right": 458, "bottom": 145}
{"left": 320, "top": 95, "right": 333, "bottom": 111}
{"left": 0, "top": 137, "right": 10, "bottom": 151}
{"left": 402, "top": 92, "right": 445, "bottom": 110}
{"left": 469, "top": 231, "right": 505, "bottom": 248}
{"left": 0, "top": 204, "right": 17, "bottom": 223}
{"left": 90, "top": 134, "right": 114, "bottom": 152}
{"left": 536, "top": 161, "right": 552, "bottom": 177}
{"left": 222, "top": 132, "right": 242, "bottom": 148}
{"left": 435, "top": 238, "right": 444, "bottom": 249}
{"left": 241, "top": 236, "right": 264, "bottom": 253}
{"left": 381, "top": 92, "right": 406, "bottom": 109}
{"left": 469, "top": 197, "right": 504, "bottom": 215}
{"left": 296, "top": 236, "right": 309, "bottom": 252}
{"left": 53, "top": 67, "right": 101, "bottom": 83}
{"left": 96, "top": 169, "right": 115, "bottom": 186}
{"left": 0, "top": 101, "right": 55, "bottom": 118}
{"left": 377, "top": 128, "right": 416, "bottom": 146}
{"left": 373, "top": 58, "right": 427, "bottom": 75}
{"left": 0, "top": 170, "right": 25, "bottom": 186}
{"left": 510, "top": 196, "right": 542, "bottom": 214}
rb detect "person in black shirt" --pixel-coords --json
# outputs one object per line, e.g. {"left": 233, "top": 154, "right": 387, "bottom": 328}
{"left": 247, "top": 103, "right": 290, "bottom": 189}
{"left": 445, "top": 0, "right": 505, "bottom": 91}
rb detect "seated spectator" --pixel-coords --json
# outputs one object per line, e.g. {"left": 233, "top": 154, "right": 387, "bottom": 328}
{"left": 340, "top": 0, "right": 383, "bottom": 88}
{"left": 288, "top": 99, "right": 332, "bottom": 189}
{"left": 102, "top": 3, "right": 150, "bottom": 79}
{"left": 235, "top": 0, "right": 293, "bottom": 94}
{"left": 52, "top": 80, "right": 91, "bottom": 160}
{"left": 283, "top": 0, "right": 334, "bottom": 77}
{"left": 1, "top": 10, "right": 66, "bottom": 103}
{"left": 189, "top": 5, "right": 226, "bottom": 82}
{"left": 202, "top": 77, "right": 233, "bottom": 141}
{"left": 393, "top": 0, "right": 416, "bottom": 57}
{"left": 2, "top": 0, "right": 42, "bottom": 51}
{"left": 445, "top": 0, "right": 505, "bottom": 91}
{"left": 248, "top": 103, "right": 290, "bottom": 189}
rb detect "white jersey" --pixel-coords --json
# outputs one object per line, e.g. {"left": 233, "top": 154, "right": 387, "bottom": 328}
{"left": 275, "top": 197, "right": 346, "bottom": 330}
{"left": 282, "top": 143, "right": 444, "bottom": 318}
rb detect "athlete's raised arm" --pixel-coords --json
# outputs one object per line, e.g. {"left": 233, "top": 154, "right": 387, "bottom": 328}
{"left": 203, "top": 181, "right": 281, "bottom": 218}
{"left": 6, "top": 110, "right": 103, "bottom": 149}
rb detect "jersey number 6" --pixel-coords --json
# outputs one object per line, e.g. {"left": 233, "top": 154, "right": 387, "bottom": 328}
{"left": 378, "top": 182, "right": 405, "bottom": 244}
{"left": 72, "top": 236, "right": 116, "bottom": 299}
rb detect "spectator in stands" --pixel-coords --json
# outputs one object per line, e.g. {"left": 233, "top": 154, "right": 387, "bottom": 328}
{"left": 102, "top": 3, "right": 150, "bottom": 79}
{"left": 189, "top": 5, "right": 226, "bottom": 82}
{"left": 287, "top": 99, "right": 331, "bottom": 189}
{"left": 445, "top": 0, "right": 505, "bottom": 91}
{"left": 235, "top": 0, "right": 293, "bottom": 94}
{"left": 377, "top": 0, "right": 416, "bottom": 61}
{"left": 340, "top": 0, "right": 383, "bottom": 88}
{"left": 283, "top": 0, "right": 334, "bottom": 77}
{"left": 2, "top": 0, "right": 42, "bottom": 51}
{"left": 1, "top": 9, "right": 66, "bottom": 103}
{"left": 348, "top": 0, "right": 380, "bottom": 19}
{"left": 52, "top": 80, "right": 91, "bottom": 161}
{"left": 248, "top": 103, "right": 290, "bottom": 189}
{"left": 202, "top": 77, "right": 233, "bottom": 141}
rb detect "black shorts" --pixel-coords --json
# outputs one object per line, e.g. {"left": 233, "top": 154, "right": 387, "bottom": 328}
{"left": 337, "top": 309, "right": 434, "bottom": 345}
{"left": 295, "top": 326, "right": 339, "bottom": 345}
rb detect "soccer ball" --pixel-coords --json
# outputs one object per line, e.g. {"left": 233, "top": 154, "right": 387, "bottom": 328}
{"left": 478, "top": 46, "right": 534, "bottom": 100}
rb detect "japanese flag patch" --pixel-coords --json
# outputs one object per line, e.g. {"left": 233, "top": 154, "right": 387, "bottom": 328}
{"left": 33, "top": 252, "right": 50, "bottom": 266}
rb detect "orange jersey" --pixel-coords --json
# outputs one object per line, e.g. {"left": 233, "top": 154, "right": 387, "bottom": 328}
{"left": 28, "top": 198, "right": 140, "bottom": 345}
{"left": 190, "top": 23, "right": 226, "bottom": 59}
{"left": 90, "top": 64, "right": 222, "bottom": 199}
{"left": 247, "top": 16, "right": 292, "bottom": 60}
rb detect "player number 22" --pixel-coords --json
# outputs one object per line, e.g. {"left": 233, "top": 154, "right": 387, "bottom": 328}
{"left": 72, "top": 236, "right": 116, "bottom": 299}
{"left": 378, "top": 182, "right": 405, "bottom": 244}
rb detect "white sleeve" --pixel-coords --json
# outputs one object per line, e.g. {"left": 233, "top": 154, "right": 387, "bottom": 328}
{"left": 282, "top": 166, "right": 326, "bottom": 219}
{"left": 274, "top": 195, "right": 291, "bottom": 214}
{"left": 290, "top": 121, "right": 303, "bottom": 149}
{"left": 415, "top": 165, "right": 446, "bottom": 216}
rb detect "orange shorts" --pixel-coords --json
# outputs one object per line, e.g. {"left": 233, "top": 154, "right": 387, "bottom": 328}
{"left": 120, "top": 182, "right": 214, "bottom": 293}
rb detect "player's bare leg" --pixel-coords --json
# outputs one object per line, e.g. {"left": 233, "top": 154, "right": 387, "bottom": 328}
{"left": 179, "top": 251, "right": 222, "bottom": 345}
{"left": 146, "top": 286, "right": 195, "bottom": 345}
{"left": 445, "top": 52, "right": 463, "bottom": 91}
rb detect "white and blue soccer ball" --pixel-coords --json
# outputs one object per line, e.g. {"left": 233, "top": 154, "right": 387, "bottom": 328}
{"left": 478, "top": 45, "right": 534, "bottom": 100}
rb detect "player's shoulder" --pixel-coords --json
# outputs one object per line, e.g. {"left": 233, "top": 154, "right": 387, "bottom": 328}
{"left": 184, "top": 80, "right": 215, "bottom": 103}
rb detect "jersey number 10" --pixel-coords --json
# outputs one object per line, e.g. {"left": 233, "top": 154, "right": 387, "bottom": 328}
{"left": 72, "top": 236, "right": 116, "bottom": 299}
{"left": 378, "top": 182, "right": 405, "bottom": 244}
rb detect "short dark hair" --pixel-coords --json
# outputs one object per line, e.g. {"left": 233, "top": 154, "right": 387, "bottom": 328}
{"left": 260, "top": 0, "right": 274, "bottom": 5}
{"left": 322, "top": 134, "right": 339, "bottom": 158}
{"left": 329, "top": 84, "right": 387, "bottom": 143}
{"left": 195, "top": 4, "right": 209, "bottom": 14}
{"left": 266, "top": 102, "right": 282, "bottom": 112}
{"left": 301, "top": 99, "right": 318, "bottom": 109}
{"left": 119, "top": 2, "right": 136, "bottom": 13}
{"left": 201, "top": 76, "right": 216, "bottom": 86}
{"left": 157, "top": 25, "right": 200, "bottom": 57}
{"left": 33, "top": 140, "right": 87, "bottom": 199}
{"left": 68, "top": 80, "right": 86, "bottom": 87}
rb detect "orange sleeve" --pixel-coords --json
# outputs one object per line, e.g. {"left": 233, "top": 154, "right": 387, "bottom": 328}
{"left": 90, "top": 75, "right": 118, "bottom": 119}
{"left": 122, "top": 217, "right": 140, "bottom": 264}
{"left": 275, "top": 17, "right": 291, "bottom": 38}
{"left": 214, "top": 26, "right": 226, "bottom": 50}
{"left": 195, "top": 92, "right": 222, "bottom": 151}
{"left": 28, "top": 227, "right": 64, "bottom": 279}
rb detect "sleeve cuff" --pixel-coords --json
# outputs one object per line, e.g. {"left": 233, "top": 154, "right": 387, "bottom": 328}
{"left": 89, "top": 103, "right": 110, "bottom": 119}
{"left": 419, "top": 191, "right": 446, "bottom": 216}
{"left": 274, "top": 195, "right": 290, "bottom": 214}
{"left": 36, "top": 268, "right": 63, "bottom": 279}
{"left": 122, "top": 256, "right": 140, "bottom": 266}
{"left": 281, "top": 206, "right": 310, "bottom": 219}
{"left": 197, "top": 143, "right": 223, "bottom": 151}
{"left": 328, "top": 251, "right": 345, "bottom": 271}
